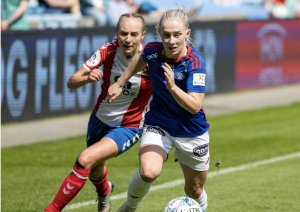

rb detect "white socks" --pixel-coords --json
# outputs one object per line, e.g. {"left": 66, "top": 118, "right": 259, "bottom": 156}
{"left": 196, "top": 190, "right": 208, "bottom": 212}
{"left": 125, "top": 170, "right": 207, "bottom": 211}
{"left": 126, "top": 170, "right": 152, "bottom": 208}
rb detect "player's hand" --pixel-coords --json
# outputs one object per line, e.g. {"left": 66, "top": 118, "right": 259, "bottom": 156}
{"left": 108, "top": 83, "right": 122, "bottom": 103}
{"left": 87, "top": 69, "right": 103, "bottom": 82}
{"left": 162, "top": 63, "right": 176, "bottom": 91}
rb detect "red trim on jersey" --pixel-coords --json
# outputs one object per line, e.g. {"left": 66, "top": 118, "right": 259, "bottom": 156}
{"left": 92, "top": 40, "right": 151, "bottom": 127}
{"left": 120, "top": 69, "right": 152, "bottom": 128}
{"left": 187, "top": 52, "right": 203, "bottom": 70}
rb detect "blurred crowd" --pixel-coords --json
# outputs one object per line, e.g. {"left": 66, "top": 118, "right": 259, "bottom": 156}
{"left": 1, "top": 0, "right": 300, "bottom": 31}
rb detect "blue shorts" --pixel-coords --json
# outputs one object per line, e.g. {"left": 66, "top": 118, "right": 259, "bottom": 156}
{"left": 86, "top": 112, "right": 142, "bottom": 155}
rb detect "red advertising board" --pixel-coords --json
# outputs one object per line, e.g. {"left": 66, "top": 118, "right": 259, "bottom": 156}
{"left": 236, "top": 20, "right": 300, "bottom": 90}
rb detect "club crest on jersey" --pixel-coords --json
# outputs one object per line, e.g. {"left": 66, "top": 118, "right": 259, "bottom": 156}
{"left": 175, "top": 72, "right": 185, "bottom": 80}
{"left": 193, "top": 73, "right": 205, "bottom": 86}
{"left": 86, "top": 50, "right": 101, "bottom": 67}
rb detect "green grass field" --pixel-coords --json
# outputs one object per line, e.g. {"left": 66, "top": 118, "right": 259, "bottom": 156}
{"left": 2, "top": 103, "right": 300, "bottom": 212}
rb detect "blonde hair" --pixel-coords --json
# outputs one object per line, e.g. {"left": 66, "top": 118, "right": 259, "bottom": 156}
{"left": 156, "top": 9, "right": 194, "bottom": 46}
{"left": 156, "top": 9, "right": 189, "bottom": 34}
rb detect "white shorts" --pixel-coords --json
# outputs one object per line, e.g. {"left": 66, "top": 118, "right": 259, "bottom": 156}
{"left": 140, "top": 125, "right": 210, "bottom": 171}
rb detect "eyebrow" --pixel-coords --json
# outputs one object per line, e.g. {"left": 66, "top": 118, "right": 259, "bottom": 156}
{"left": 161, "top": 31, "right": 184, "bottom": 34}
{"left": 120, "top": 30, "right": 140, "bottom": 33}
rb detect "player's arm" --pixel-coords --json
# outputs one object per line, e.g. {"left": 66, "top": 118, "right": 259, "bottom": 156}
{"left": 108, "top": 52, "right": 146, "bottom": 103}
{"left": 170, "top": 90, "right": 204, "bottom": 114}
{"left": 162, "top": 63, "right": 204, "bottom": 114}
{"left": 67, "top": 67, "right": 103, "bottom": 89}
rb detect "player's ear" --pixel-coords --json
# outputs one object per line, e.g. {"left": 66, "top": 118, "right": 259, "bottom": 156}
{"left": 186, "top": 29, "right": 191, "bottom": 40}
{"left": 141, "top": 30, "right": 146, "bottom": 39}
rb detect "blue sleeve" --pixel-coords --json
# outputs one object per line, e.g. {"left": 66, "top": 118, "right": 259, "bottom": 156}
{"left": 141, "top": 42, "right": 161, "bottom": 63}
{"left": 187, "top": 68, "right": 206, "bottom": 93}
{"left": 141, "top": 43, "right": 152, "bottom": 63}
{"left": 141, "top": 50, "right": 148, "bottom": 63}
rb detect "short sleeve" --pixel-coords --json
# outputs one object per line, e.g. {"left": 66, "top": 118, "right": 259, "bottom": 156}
{"left": 83, "top": 40, "right": 117, "bottom": 72}
{"left": 187, "top": 69, "right": 206, "bottom": 93}
{"left": 83, "top": 49, "right": 102, "bottom": 72}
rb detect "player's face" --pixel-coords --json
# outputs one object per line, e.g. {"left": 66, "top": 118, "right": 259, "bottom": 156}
{"left": 160, "top": 19, "right": 190, "bottom": 59}
{"left": 117, "top": 17, "right": 145, "bottom": 58}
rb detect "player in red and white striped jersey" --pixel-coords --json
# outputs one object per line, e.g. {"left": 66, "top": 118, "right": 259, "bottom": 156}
{"left": 45, "top": 13, "right": 151, "bottom": 212}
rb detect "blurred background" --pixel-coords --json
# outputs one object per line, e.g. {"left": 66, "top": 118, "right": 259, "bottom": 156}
{"left": 1, "top": 0, "right": 300, "bottom": 128}
{"left": 2, "top": 2, "right": 300, "bottom": 211}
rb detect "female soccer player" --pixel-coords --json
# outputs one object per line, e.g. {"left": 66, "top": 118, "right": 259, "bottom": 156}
{"left": 44, "top": 13, "right": 152, "bottom": 212}
{"left": 108, "top": 9, "right": 210, "bottom": 212}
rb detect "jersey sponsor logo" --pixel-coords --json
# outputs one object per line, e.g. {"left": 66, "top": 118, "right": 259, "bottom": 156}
{"left": 113, "top": 76, "right": 136, "bottom": 97}
{"left": 86, "top": 50, "right": 101, "bottom": 67}
{"left": 144, "top": 125, "right": 165, "bottom": 136}
{"left": 193, "top": 144, "right": 209, "bottom": 157}
{"left": 193, "top": 73, "right": 205, "bottom": 86}
{"left": 146, "top": 53, "right": 158, "bottom": 60}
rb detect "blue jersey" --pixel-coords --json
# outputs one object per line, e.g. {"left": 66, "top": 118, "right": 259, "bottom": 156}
{"left": 141, "top": 42, "right": 210, "bottom": 137}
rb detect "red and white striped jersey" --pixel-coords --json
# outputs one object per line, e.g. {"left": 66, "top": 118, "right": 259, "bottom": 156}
{"left": 83, "top": 39, "right": 152, "bottom": 128}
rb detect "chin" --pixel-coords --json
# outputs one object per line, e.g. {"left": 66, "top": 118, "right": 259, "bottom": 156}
{"left": 124, "top": 52, "right": 134, "bottom": 58}
{"left": 169, "top": 52, "right": 180, "bottom": 58}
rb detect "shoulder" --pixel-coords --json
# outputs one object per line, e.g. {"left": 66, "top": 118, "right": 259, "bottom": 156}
{"left": 97, "top": 39, "right": 118, "bottom": 61}
{"left": 99, "top": 39, "right": 118, "bottom": 52}
{"left": 84, "top": 39, "right": 118, "bottom": 69}
{"left": 142, "top": 42, "right": 162, "bottom": 61}
{"left": 144, "top": 41, "right": 162, "bottom": 52}
{"left": 186, "top": 47, "right": 205, "bottom": 70}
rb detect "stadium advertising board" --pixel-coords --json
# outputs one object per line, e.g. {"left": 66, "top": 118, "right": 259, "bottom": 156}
{"left": 1, "top": 22, "right": 235, "bottom": 123}
{"left": 1, "top": 28, "right": 113, "bottom": 123}
{"left": 236, "top": 20, "right": 300, "bottom": 90}
{"left": 192, "top": 21, "right": 236, "bottom": 94}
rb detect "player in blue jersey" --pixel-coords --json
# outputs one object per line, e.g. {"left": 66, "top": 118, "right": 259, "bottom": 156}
{"left": 108, "top": 8, "right": 210, "bottom": 212}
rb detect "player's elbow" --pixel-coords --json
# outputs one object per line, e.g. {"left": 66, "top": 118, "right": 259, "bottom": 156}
{"left": 67, "top": 80, "right": 73, "bottom": 89}
{"left": 187, "top": 93, "right": 204, "bottom": 114}
{"left": 67, "top": 80, "right": 77, "bottom": 89}
{"left": 188, "top": 108, "right": 200, "bottom": 115}
{"left": 188, "top": 103, "right": 202, "bottom": 114}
